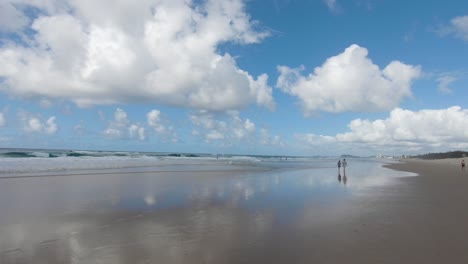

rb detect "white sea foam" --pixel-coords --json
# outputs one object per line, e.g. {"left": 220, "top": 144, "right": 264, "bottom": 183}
{"left": 0, "top": 151, "right": 268, "bottom": 175}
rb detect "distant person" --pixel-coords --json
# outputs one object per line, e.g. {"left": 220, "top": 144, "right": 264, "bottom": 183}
{"left": 462, "top": 160, "right": 466, "bottom": 172}
{"left": 337, "top": 160, "right": 341, "bottom": 173}
{"left": 342, "top": 159, "right": 347, "bottom": 175}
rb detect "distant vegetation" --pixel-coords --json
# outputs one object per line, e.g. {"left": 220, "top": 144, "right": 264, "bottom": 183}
{"left": 412, "top": 151, "right": 468, "bottom": 160}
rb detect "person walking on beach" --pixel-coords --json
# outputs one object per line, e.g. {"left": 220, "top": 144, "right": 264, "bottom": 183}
{"left": 462, "top": 159, "right": 466, "bottom": 172}
{"left": 337, "top": 160, "right": 341, "bottom": 174}
{"left": 342, "top": 159, "right": 347, "bottom": 175}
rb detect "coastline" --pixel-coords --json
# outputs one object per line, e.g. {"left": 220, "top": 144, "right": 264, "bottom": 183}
{"left": 356, "top": 158, "right": 468, "bottom": 263}
{"left": 384, "top": 157, "right": 466, "bottom": 174}
{"left": 2, "top": 158, "right": 468, "bottom": 263}
{"left": 277, "top": 157, "right": 468, "bottom": 263}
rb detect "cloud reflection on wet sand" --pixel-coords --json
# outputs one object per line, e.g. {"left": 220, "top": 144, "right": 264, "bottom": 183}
{"left": 0, "top": 159, "right": 412, "bottom": 263}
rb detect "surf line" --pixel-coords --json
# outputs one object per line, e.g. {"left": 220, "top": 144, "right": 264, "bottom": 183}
{"left": 0, "top": 168, "right": 274, "bottom": 180}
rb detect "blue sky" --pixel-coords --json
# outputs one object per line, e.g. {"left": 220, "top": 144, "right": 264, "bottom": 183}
{"left": 0, "top": 0, "right": 467, "bottom": 156}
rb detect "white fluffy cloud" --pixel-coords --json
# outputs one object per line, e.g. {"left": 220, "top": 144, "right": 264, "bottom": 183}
{"left": 0, "top": 2, "right": 29, "bottom": 32}
{"left": 104, "top": 108, "right": 146, "bottom": 140}
{"left": 276, "top": 44, "right": 421, "bottom": 114}
{"left": 337, "top": 106, "right": 468, "bottom": 145}
{"left": 146, "top": 109, "right": 177, "bottom": 142}
{"left": 44, "top": 117, "right": 58, "bottom": 134}
{"left": 190, "top": 111, "right": 256, "bottom": 143}
{"left": 230, "top": 111, "right": 256, "bottom": 140}
{"left": 0, "top": 113, "right": 5, "bottom": 127}
{"left": 18, "top": 112, "right": 58, "bottom": 135}
{"left": 298, "top": 106, "right": 468, "bottom": 154}
{"left": 0, "top": 0, "right": 274, "bottom": 111}
{"left": 147, "top": 110, "right": 165, "bottom": 134}
{"left": 129, "top": 124, "right": 146, "bottom": 141}
{"left": 259, "top": 128, "right": 284, "bottom": 147}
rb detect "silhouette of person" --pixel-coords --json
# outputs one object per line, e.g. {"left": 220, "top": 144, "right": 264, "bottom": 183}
{"left": 342, "top": 159, "right": 347, "bottom": 175}
{"left": 337, "top": 160, "right": 341, "bottom": 174}
{"left": 462, "top": 159, "right": 466, "bottom": 172}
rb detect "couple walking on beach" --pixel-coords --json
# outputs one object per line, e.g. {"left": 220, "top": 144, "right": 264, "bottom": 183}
{"left": 337, "top": 159, "right": 347, "bottom": 174}
{"left": 337, "top": 159, "right": 348, "bottom": 184}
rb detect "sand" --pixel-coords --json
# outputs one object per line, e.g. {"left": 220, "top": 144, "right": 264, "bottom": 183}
{"left": 227, "top": 158, "right": 468, "bottom": 264}
{"left": 347, "top": 158, "right": 468, "bottom": 263}
{"left": 2, "top": 159, "right": 468, "bottom": 263}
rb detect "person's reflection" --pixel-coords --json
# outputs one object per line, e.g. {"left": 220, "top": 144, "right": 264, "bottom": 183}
{"left": 343, "top": 174, "right": 348, "bottom": 185}
{"left": 338, "top": 173, "right": 341, "bottom": 183}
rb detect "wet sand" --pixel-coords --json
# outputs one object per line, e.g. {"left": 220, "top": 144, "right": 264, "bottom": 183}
{"left": 1, "top": 159, "right": 468, "bottom": 263}
{"left": 231, "top": 158, "right": 468, "bottom": 264}
{"left": 305, "top": 158, "right": 468, "bottom": 263}
{"left": 358, "top": 158, "right": 468, "bottom": 263}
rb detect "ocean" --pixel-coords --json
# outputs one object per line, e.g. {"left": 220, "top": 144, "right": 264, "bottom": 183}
{"left": 0, "top": 148, "right": 300, "bottom": 175}
{"left": 0, "top": 148, "right": 405, "bottom": 176}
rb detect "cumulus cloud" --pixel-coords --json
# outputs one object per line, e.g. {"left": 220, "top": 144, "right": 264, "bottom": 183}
{"left": 259, "top": 128, "right": 284, "bottom": 147}
{"left": 147, "top": 110, "right": 165, "bottom": 134}
{"left": 0, "top": 0, "right": 274, "bottom": 111}
{"left": 276, "top": 44, "right": 421, "bottom": 114}
{"left": 0, "top": 2, "right": 29, "bottom": 32}
{"left": 190, "top": 112, "right": 287, "bottom": 148}
{"left": 190, "top": 111, "right": 256, "bottom": 143}
{"left": 436, "top": 16, "right": 468, "bottom": 41}
{"left": 103, "top": 108, "right": 146, "bottom": 140}
{"left": 44, "top": 117, "right": 58, "bottom": 134}
{"left": 337, "top": 106, "right": 468, "bottom": 145}
{"left": 190, "top": 111, "right": 228, "bottom": 142}
{"left": 18, "top": 111, "right": 58, "bottom": 135}
{"left": 230, "top": 111, "right": 256, "bottom": 140}
{"left": 129, "top": 124, "right": 146, "bottom": 141}
{"left": 297, "top": 106, "right": 468, "bottom": 154}
{"left": 146, "top": 109, "right": 177, "bottom": 142}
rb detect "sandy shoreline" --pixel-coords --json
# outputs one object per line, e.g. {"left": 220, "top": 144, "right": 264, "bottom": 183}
{"left": 2, "top": 158, "right": 468, "bottom": 263}
{"left": 237, "top": 158, "right": 468, "bottom": 263}
{"left": 342, "top": 158, "right": 468, "bottom": 263}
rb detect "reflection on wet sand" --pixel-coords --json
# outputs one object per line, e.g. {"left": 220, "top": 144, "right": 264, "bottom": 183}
{"left": 2, "top": 201, "right": 275, "bottom": 263}
{"left": 0, "top": 159, "right": 411, "bottom": 263}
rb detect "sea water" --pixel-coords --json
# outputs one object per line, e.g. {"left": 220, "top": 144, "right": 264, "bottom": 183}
{"left": 0, "top": 148, "right": 414, "bottom": 263}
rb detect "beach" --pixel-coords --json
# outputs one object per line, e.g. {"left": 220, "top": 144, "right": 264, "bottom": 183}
{"left": 324, "top": 158, "right": 468, "bottom": 263}
{"left": 1, "top": 156, "right": 467, "bottom": 263}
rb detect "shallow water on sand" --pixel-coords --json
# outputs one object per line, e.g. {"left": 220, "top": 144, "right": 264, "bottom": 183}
{"left": 0, "top": 158, "right": 412, "bottom": 263}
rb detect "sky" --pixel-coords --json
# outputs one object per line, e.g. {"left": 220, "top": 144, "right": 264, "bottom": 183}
{"left": 0, "top": 0, "right": 467, "bottom": 156}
